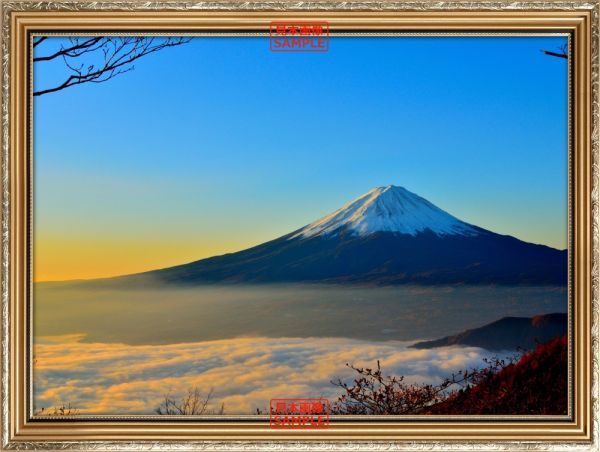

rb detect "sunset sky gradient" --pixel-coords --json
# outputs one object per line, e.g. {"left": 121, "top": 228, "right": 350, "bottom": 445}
{"left": 33, "top": 36, "right": 568, "bottom": 281}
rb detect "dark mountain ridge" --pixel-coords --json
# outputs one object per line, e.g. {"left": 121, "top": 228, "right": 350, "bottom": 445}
{"left": 142, "top": 227, "right": 566, "bottom": 286}
{"left": 411, "top": 313, "right": 568, "bottom": 351}
{"left": 58, "top": 185, "right": 567, "bottom": 287}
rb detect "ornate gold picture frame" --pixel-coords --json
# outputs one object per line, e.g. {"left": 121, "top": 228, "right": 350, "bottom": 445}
{"left": 1, "top": 1, "right": 598, "bottom": 450}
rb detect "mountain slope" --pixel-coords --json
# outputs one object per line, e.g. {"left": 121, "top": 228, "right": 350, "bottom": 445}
{"left": 411, "top": 313, "right": 568, "bottom": 351}
{"left": 130, "top": 185, "right": 567, "bottom": 286}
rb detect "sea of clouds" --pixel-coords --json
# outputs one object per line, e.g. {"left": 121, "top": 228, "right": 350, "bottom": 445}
{"left": 33, "top": 335, "right": 492, "bottom": 415}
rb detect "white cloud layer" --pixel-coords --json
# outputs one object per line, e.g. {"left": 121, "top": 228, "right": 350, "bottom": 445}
{"left": 34, "top": 335, "right": 490, "bottom": 414}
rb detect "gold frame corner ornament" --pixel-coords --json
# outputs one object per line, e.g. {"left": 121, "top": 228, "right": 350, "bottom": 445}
{"left": 1, "top": 1, "right": 599, "bottom": 450}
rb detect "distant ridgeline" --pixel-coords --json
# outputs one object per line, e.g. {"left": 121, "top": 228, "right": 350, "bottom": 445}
{"left": 412, "top": 313, "right": 568, "bottom": 351}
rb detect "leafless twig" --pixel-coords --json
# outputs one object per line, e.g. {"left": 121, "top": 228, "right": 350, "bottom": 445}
{"left": 155, "top": 387, "right": 222, "bottom": 415}
{"left": 541, "top": 43, "right": 568, "bottom": 60}
{"left": 33, "top": 37, "right": 191, "bottom": 96}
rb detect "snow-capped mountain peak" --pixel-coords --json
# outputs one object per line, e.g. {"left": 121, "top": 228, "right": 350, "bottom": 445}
{"left": 291, "top": 185, "right": 479, "bottom": 239}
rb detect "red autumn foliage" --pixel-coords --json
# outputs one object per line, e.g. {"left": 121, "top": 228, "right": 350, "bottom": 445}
{"left": 332, "top": 336, "right": 567, "bottom": 415}
{"left": 429, "top": 335, "right": 567, "bottom": 415}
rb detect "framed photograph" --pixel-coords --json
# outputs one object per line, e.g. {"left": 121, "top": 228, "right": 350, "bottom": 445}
{"left": 1, "top": 1, "right": 598, "bottom": 450}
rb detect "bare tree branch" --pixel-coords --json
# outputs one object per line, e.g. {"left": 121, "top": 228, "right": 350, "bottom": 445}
{"left": 330, "top": 355, "right": 519, "bottom": 415}
{"left": 155, "top": 387, "right": 221, "bottom": 415}
{"left": 542, "top": 50, "right": 568, "bottom": 59}
{"left": 33, "top": 37, "right": 104, "bottom": 63}
{"left": 34, "top": 402, "right": 79, "bottom": 416}
{"left": 33, "top": 37, "right": 191, "bottom": 96}
{"left": 33, "top": 37, "right": 48, "bottom": 48}
{"left": 542, "top": 43, "right": 568, "bottom": 60}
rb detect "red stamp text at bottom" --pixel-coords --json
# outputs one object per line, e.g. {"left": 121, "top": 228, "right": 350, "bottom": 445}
{"left": 269, "top": 398, "right": 330, "bottom": 428}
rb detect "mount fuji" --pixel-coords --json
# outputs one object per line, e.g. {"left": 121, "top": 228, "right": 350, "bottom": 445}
{"left": 137, "top": 185, "right": 567, "bottom": 286}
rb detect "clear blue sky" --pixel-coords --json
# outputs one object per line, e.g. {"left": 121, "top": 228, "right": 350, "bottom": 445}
{"left": 33, "top": 36, "right": 568, "bottom": 280}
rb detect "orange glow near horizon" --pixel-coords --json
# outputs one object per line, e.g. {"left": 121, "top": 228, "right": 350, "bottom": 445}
{"left": 33, "top": 236, "right": 260, "bottom": 282}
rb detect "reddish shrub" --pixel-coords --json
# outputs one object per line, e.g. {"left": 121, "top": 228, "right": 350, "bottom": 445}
{"left": 333, "top": 336, "right": 567, "bottom": 415}
{"left": 429, "top": 336, "right": 567, "bottom": 415}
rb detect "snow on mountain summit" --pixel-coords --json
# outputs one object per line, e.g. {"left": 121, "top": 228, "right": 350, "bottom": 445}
{"left": 291, "top": 185, "right": 480, "bottom": 239}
